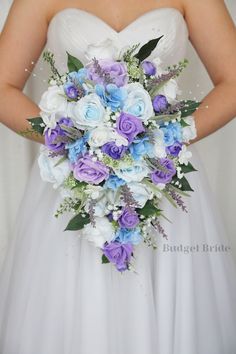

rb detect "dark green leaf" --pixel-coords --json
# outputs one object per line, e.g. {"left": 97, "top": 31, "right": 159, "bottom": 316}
{"left": 180, "top": 162, "right": 197, "bottom": 174}
{"left": 66, "top": 51, "right": 84, "bottom": 72}
{"left": 64, "top": 213, "right": 90, "bottom": 231}
{"left": 27, "top": 117, "right": 45, "bottom": 135}
{"left": 134, "top": 36, "right": 164, "bottom": 62}
{"left": 102, "top": 254, "right": 110, "bottom": 264}
{"left": 137, "top": 200, "right": 162, "bottom": 217}
{"left": 180, "top": 100, "right": 201, "bottom": 118}
{"left": 172, "top": 176, "right": 194, "bottom": 192}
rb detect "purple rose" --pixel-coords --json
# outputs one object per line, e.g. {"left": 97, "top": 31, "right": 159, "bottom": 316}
{"left": 152, "top": 94, "right": 168, "bottom": 113}
{"left": 150, "top": 158, "right": 176, "bottom": 184}
{"left": 166, "top": 142, "right": 183, "bottom": 157}
{"left": 45, "top": 125, "right": 66, "bottom": 153}
{"left": 73, "top": 155, "right": 109, "bottom": 184}
{"left": 116, "top": 112, "right": 145, "bottom": 143}
{"left": 141, "top": 60, "right": 156, "bottom": 76}
{"left": 118, "top": 208, "right": 139, "bottom": 229}
{"left": 101, "top": 141, "right": 127, "bottom": 160}
{"left": 102, "top": 241, "right": 133, "bottom": 272}
{"left": 88, "top": 59, "right": 128, "bottom": 87}
{"left": 64, "top": 83, "right": 79, "bottom": 99}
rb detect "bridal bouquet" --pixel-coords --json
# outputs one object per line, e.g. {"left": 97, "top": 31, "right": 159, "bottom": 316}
{"left": 24, "top": 36, "right": 199, "bottom": 272}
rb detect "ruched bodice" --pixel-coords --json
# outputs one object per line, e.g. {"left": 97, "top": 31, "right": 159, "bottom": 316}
{"left": 46, "top": 8, "right": 189, "bottom": 72}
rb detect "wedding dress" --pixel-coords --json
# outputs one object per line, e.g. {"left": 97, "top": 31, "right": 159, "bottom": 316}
{"left": 0, "top": 7, "right": 236, "bottom": 354}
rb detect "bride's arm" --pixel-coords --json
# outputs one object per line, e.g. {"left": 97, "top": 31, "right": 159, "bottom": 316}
{"left": 0, "top": 0, "right": 51, "bottom": 144}
{"left": 183, "top": 0, "right": 236, "bottom": 143}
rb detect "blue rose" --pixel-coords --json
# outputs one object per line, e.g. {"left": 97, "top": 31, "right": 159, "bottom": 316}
{"left": 113, "top": 227, "right": 142, "bottom": 245}
{"left": 95, "top": 84, "right": 127, "bottom": 112}
{"left": 104, "top": 175, "right": 126, "bottom": 190}
{"left": 129, "top": 136, "right": 153, "bottom": 160}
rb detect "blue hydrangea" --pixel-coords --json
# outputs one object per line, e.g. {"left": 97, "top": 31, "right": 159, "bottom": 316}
{"left": 68, "top": 68, "right": 88, "bottom": 85}
{"left": 65, "top": 137, "right": 87, "bottom": 163}
{"left": 95, "top": 84, "right": 127, "bottom": 112}
{"left": 104, "top": 175, "right": 126, "bottom": 190}
{"left": 113, "top": 227, "right": 142, "bottom": 245}
{"left": 129, "top": 136, "right": 153, "bottom": 160}
{"left": 160, "top": 122, "right": 183, "bottom": 146}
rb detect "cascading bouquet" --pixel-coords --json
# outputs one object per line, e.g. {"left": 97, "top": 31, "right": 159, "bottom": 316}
{"left": 23, "top": 36, "right": 199, "bottom": 272}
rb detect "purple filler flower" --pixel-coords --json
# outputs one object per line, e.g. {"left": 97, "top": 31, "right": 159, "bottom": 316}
{"left": 166, "top": 142, "right": 183, "bottom": 157}
{"left": 118, "top": 208, "right": 139, "bottom": 229}
{"left": 152, "top": 94, "right": 168, "bottom": 113}
{"left": 102, "top": 241, "right": 133, "bottom": 272}
{"left": 116, "top": 112, "right": 145, "bottom": 143}
{"left": 101, "top": 141, "right": 127, "bottom": 160}
{"left": 88, "top": 59, "right": 128, "bottom": 87}
{"left": 151, "top": 158, "right": 176, "bottom": 184}
{"left": 141, "top": 60, "right": 156, "bottom": 76}
{"left": 73, "top": 155, "right": 109, "bottom": 184}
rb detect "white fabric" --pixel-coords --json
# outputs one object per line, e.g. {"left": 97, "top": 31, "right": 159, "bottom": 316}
{"left": 0, "top": 7, "right": 236, "bottom": 354}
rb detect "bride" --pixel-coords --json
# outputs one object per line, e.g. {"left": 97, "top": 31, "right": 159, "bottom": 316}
{"left": 0, "top": 0, "right": 236, "bottom": 353}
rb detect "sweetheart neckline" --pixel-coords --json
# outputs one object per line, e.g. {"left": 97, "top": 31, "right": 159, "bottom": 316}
{"left": 47, "top": 7, "right": 186, "bottom": 35}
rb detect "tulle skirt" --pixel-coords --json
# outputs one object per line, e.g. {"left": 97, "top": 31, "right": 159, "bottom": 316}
{"left": 0, "top": 145, "right": 236, "bottom": 354}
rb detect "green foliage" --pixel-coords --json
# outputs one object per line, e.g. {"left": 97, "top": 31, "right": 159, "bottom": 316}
{"left": 102, "top": 254, "right": 110, "bottom": 264}
{"left": 180, "top": 162, "right": 197, "bottom": 174}
{"left": 67, "top": 52, "right": 84, "bottom": 72}
{"left": 27, "top": 117, "right": 45, "bottom": 135}
{"left": 180, "top": 100, "right": 201, "bottom": 118}
{"left": 64, "top": 213, "right": 90, "bottom": 231}
{"left": 172, "top": 176, "right": 194, "bottom": 192}
{"left": 137, "top": 200, "right": 162, "bottom": 217}
{"left": 134, "top": 36, "right": 164, "bottom": 62}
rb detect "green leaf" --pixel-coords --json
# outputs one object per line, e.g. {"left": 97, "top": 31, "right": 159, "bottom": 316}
{"left": 27, "top": 117, "right": 45, "bottom": 135}
{"left": 66, "top": 51, "right": 84, "bottom": 72}
{"left": 180, "top": 162, "right": 197, "bottom": 174}
{"left": 64, "top": 213, "right": 90, "bottom": 231}
{"left": 102, "top": 254, "right": 110, "bottom": 264}
{"left": 172, "top": 176, "right": 194, "bottom": 192}
{"left": 134, "top": 36, "right": 164, "bottom": 62}
{"left": 180, "top": 100, "right": 201, "bottom": 118}
{"left": 137, "top": 200, "right": 162, "bottom": 217}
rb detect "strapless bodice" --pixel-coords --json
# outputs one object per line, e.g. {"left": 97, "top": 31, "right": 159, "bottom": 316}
{"left": 46, "top": 7, "right": 189, "bottom": 72}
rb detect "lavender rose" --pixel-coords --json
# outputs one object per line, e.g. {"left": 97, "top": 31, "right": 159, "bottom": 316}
{"left": 102, "top": 241, "right": 133, "bottom": 272}
{"left": 150, "top": 158, "right": 176, "bottom": 184}
{"left": 87, "top": 59, "right": 128, "bottom": 87}
{"left": 118, "top": 208, "right": 139, "bottom": 229}
{"left": 116, "top": 112, "right": 145, "bottom": 143}
{"left": 152, "top": 94, "right": 168, "bottom": 113}
{"left": 73, "top": 155, "right": 109, "bottom": 184}
{"left": 45, "top": 121, "right": 69, "bottom": 153}
{"left": 64, "top": 83, "right": 79, "bottom": 100}
{"left": 166, "top": 142, "right": 183, "bottom": 157}
{"left": 141, "top": 60, "right": 156, "bottom": 76}
{"left": 101, "top": 141, "right": 127, "bottom": 160}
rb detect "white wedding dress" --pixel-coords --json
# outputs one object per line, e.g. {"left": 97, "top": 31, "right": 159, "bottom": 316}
{"left": 0, "top": 8, "right": 236, "bottom": 354}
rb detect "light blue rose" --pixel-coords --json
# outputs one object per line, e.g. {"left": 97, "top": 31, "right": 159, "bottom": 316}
{"left": 114, "top": 161, "right": 149, "bottom": 182}
{"left": 71, "top": 93, "right": 106, "bottom": 129}
{"left": 113, "top": 227, "right": 142, "bottom": 245}
{"left": 129, "top": 136, "right": 154, "bottom": 160}
{"left": 65, "top": 137, "right": 87, "bottom": 163}
{"left": 104, "top": 175, "right": 126, "bottom": 190}
{"left": 95, "top": 84, "right": 127, "bottom": 112}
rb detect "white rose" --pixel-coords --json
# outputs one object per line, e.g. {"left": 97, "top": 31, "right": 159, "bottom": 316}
{"left": 182, "top": 115, "right": 197, "bottom": 143}
{"left": 85, "top": 38, "right": 119, "bottom": 61}
{"left": 123, "top": 83, "right": 154, "bottom": 122}
{"left": 69, "top": 93, "right": 105, "bottom": 129}
{"left": 127, "top": 182, "right": 153, "bottom": 208}
{"left": 37, "top": 146, "right": 71, "bottom": 189}
{"left": 153, "top": 145, "right": 167, "bottom": 159}
{"left": 81, "top": 217, "right": 115, "bottom": 248}
{"left": 88, "top": 126, "right": 128, "bottom": 148}
{"left": 152, "top": 128, "right": 167, "bottom": 158}
{"left": 178, "top": 145, "right": 192, "bottom": 165}
{"left": 114, "top": 161, "right": 149, "bottom": 183}
{"left": 39, "top": 85, "right": 68, "bottom": 114}
{"left": 158, "top": 79, "right": 179, "bottom": 104}
{"left": 84, "top": 188, "right": 118, "bottom": 217}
